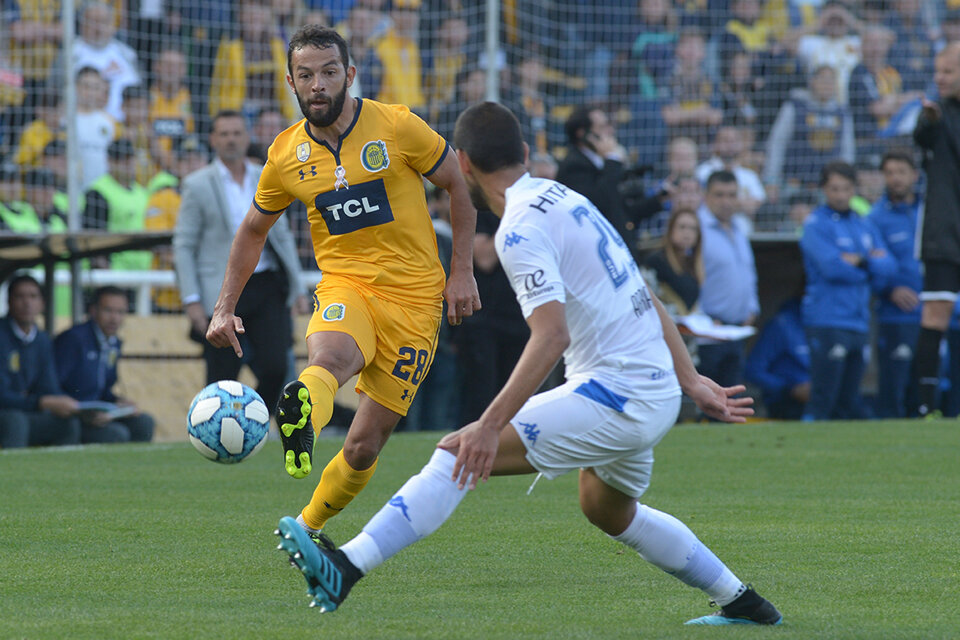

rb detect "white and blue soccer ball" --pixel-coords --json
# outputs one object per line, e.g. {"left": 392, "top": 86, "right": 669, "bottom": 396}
{"left": 187, "top": 380, "right": 269, "bottom": 464}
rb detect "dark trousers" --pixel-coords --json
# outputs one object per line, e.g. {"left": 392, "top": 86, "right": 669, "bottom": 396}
{"left": 204, "top": 270, "right": 292, "bottom": 412}
{"left": 697, "top": 339, "right": 747, "bottom": 389}
{"left": 805, "top": 327, "right": 867, "bottom": 420}
{"left": 81, "top": 413, "right": 156, "bottom": 444}
{"left": 875, "top": 322, "right": 919, "bottom": 418}
{"left": 0, "top": 409, "right": 82, "bottom": 448}
{"left": 457, "top": 324, "right": 528, "bottom": 424}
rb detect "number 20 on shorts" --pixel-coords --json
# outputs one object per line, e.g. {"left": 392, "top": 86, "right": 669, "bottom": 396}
{"left": 391, "top": 347, "right": 430, "bottom": 385}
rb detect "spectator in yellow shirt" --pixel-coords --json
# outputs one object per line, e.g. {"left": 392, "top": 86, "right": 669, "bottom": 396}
{"left": 14, "top": 91, "right": 62, "bottom": 169}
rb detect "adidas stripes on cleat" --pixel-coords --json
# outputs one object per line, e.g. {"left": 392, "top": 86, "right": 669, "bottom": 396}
{"left": 275, "top": 516, "right": 362, "bottom": 612}
{"left": 277, "top": 381, "right": 314, "bottom": 479}
{"left": 684, "top": 586, "right": 783, "bottom": 626}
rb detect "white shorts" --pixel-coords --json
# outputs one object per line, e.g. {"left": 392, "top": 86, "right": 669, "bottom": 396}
{"left": 510, "top": 379, "right": 682, "bottom": 498}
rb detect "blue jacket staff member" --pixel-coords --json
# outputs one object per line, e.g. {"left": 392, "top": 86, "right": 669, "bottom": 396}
{"left": 0, "top": 274, "right": 82, "bottom": 448}
{"left": 800, "top": 161, "right": 896, "bottom": 420}
{"left": 54, "top": 286, "right": 155, "bottom": 443}
{"left": 867, "top": 150, "right": 922, "bottom": 418}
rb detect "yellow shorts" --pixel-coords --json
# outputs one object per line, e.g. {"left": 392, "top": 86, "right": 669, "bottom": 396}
{"left": 306, "top": 276, "right": 442, "bottom": 416}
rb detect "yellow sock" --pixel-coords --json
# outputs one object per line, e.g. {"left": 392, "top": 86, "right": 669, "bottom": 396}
{"left": 299, "top": 365, "right": 338, "bottom": 435}
{"left": 302, "top": 449, "right": 378, "bottom": 530}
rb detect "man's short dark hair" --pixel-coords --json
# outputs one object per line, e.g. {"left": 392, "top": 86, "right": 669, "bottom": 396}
{"left": 7, "top": 273, "right": 42, "bottom": 303}
{"left": 564, "top": 105, "right": 598, "bottom": 146}
{"left": 211, "top": 110, "right": 246, "bottom": 131}
{"left": 453, "top": 102, "right": 525, "bottom": 173}
{"left": 122, "top": 84, "right": 149, "bottom": 102}
{"left": 90, "top": 285, "right": 127, "bottom": 308}
{"left": 287, "top": 25, "right": 350, "bottom": 75}
{"left": 705, "top": 169, "right": 737, "bottom": 190}
{"left": 880, "top": 148, "right": 917, "bottom": 171}
{"left": 819, "top": 160, "right": 857, "bottom": 186}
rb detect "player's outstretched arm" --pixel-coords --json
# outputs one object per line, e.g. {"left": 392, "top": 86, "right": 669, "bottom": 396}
{"left": 206, "top": 204, "right": 279, "bottom": 357}
{"left": 426, "top": 152, "right": 480, "bottom": 326}
{"left": 652, "top": 291, "right": 754, "bottom": 423}
{"left": 440, "top": 301, "right": 569, "bottom": 489}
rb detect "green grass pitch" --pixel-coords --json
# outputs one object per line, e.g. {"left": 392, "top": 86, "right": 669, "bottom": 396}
{"left": 1, "top": 419, "right": 958, "bottom": 639}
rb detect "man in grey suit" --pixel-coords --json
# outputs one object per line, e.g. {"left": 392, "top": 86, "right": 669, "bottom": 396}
{"left": 174, "top": 110, "right": 305, "bottom": 412}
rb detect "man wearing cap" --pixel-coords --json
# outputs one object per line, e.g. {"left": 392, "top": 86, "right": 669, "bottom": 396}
{"left": 83, "top": 138, "right": 152, "bottom": 271}
{"left": 0, "top": 168, "right": 67, "bottom": 233}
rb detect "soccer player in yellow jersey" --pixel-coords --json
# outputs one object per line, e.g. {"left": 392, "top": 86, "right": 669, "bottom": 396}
{"left": 207, "top": 25, "right": 480, "bottom": 534}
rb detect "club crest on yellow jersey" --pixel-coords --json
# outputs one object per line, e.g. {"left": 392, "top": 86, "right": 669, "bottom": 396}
{"left": 296, "top": 142, "right": 311, "bottom": 162}
{"left": 322, "top": 303, "right": 346, "bottom": 321}
{"left": 360, "top": 140, "right": 390, "bottom": 172}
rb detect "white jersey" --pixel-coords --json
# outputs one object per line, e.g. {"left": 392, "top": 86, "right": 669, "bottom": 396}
{"left": 496, "top": 173, "right": 680, "bottom": 400}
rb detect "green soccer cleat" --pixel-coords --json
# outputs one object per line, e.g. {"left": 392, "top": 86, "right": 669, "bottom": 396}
{"left": 685, "top": 586, "right": 783, "bottom": 626}
{"left": 274, "top": 516, "right": 362, "bottom": 612}
{"left": 277, "top": 381, "right": 314, "bottom": 479}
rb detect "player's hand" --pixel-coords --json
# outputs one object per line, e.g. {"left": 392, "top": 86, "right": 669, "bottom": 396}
{"left": 921, "top": 98, "right": 941, "bottom": 122}
{"left": 686, "top": 375, "right": 754, "bottom": 423}
{"left": 438, "top": 420, "right": 500, "bottom": 490}
{"left": 890, "top": 286, "right": 920, "bottom": 312}
{"left": 444, "top": 269, "right": 481, "bottom": 326}
{"left": 206, "top": 310, "right": 245, "bottom": 357}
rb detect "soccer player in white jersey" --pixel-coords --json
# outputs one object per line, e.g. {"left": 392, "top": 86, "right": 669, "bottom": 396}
{"left": 274, "top": 102, "right": 783, "bottom": 626}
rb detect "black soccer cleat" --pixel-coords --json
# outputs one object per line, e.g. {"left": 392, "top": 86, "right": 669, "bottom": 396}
{"left": 684, "top": 586, "right": 783, "bottom": 626}
{"left": 277, "top": 381, "right": 314, "bottom": 479}
{"left": 275, "top": 516, "right": 362, "bottom": 612}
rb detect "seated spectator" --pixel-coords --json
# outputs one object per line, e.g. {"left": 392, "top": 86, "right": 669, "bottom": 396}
{"left": 209, "top": 0, "right": 298, "bottom": 124}
{"left": 144, "top": 135, "right": 211, "bottom": 312}
{"left": 848, "top": 27, "right": 923, "bottom": 157}
{"left": 75, "top": 66, "right": 117, "bottom": 189}
{"left": 54, "top": 286, "right": 155, "bottom": 444}
{"left": 0, "top": 274, "right": 81, "bottom": 449}
{"left": 83, "top": 139, "right": 151, "bottom": 271}
{"left": 425, "top": 16, "right": 469, "bottom": 121}
{"left": 765, "top": 65, "right": 855, "bottom": 196}
{"left": 631, "top": 0, "right": 679, "bottom": 99}
{"left": 149, "top": 47, "right": 196, "bottom": 173}
{"left": 643, "top": 207, "right": 704, "bottom": 316}
{"left": 744, "top": 296, "right": 811, "bottom": 419}
{"left": 695, "top": 125, "right": 766, "bottom": 225}
{"left": 800, "top": 161, "right": 895, "bottom": 420}
{"left": 68, "top": 2, "right": 142, "bottom": 122}
{"left": 0, "top": 163, "right": 21, "bottom": 211}
{"left": 338, "top": 4, "right": 388, "bottom": 101}
{"left": 661, "top": 28, "right": 723, "bottom": 148}
{"left": 795, "top": 0, "right": 864, "bottom": 104}
{"left": 0, "top": 168, "right": 66, "bottom": 236}
{"left": 935, "top": 10, "right": 960, "bottom": 54}
{"left": 635, "top": 137, "right": 702, "bottom": 239}
{"left": 13, "top": 91, "right": 62, "bottom": 169}
{"left": 42, "top": 140, "right": 83, "bottom": 214}
{"left": 884, "top": 0, "right": 933, "bottom": 93}
{"left": 373, "top": 0, "right": 425, "bottom": 112}
{"left": 511, "top": 54, "right": 551, "bottom": 156}
{"left": 719, "top": 51, "right": 761, "bottom": 130}
{"left": 434, "top": 66, "right": 485, "bottom": 145}
{"left": 118, "top": 85, "right": 160, "bottom": 188}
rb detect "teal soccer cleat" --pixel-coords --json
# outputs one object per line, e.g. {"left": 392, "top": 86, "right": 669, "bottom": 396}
{"left": 275, "top": 516, "right": 362, "bottom": 612}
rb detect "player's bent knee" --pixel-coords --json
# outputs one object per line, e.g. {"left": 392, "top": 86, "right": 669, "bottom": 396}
{"left": 342, "top": 440, "right": 381, "bottom": 470}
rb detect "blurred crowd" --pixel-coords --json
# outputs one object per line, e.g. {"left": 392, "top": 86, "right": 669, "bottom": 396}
{"left": 2, "top": 0, "right": 958, "bottom": 439}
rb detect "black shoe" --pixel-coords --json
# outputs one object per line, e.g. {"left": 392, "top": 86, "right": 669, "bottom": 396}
{"left": 275, "top": 516, "right": 362, "bottom": 612}
{"left": 685, "top": 586, "right": 783, "bottom": 625}
{"left": 277, "top": 381, "right": 314, "bottom": 479}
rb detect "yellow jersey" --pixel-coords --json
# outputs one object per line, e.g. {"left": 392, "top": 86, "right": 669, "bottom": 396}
{"left": 254, "top": 99, "right": 449, "bottom": 310}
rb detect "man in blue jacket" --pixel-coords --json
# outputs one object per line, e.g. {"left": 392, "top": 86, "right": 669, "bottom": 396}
{"left": 867, "top": 150, "right": 923, "bottom": 418}
{"left": 800, "top": 161, "right": 897, "bottom": 420}
{"left": 0, "top": 275, "right": 82, "bottom": 448}
{"left": 54, "top": 286, "right": 155, "bottom": 443}
{"left": 744, "top": 297, "right": 810, "bottom": 420}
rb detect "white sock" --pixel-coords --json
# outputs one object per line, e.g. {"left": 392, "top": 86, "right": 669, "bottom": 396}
{"left": 296, "top": 513, "right": 319, "bottom": 534}
{"left": 612, "top": 503, "right": 745, "bottom": 606}
{"left": 341, "top": 448, "right": 469, "bottom": 575}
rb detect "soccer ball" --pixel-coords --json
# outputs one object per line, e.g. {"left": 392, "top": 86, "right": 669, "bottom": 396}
{"left": 187, "top": 380, "right": 270, "bottom": 463}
